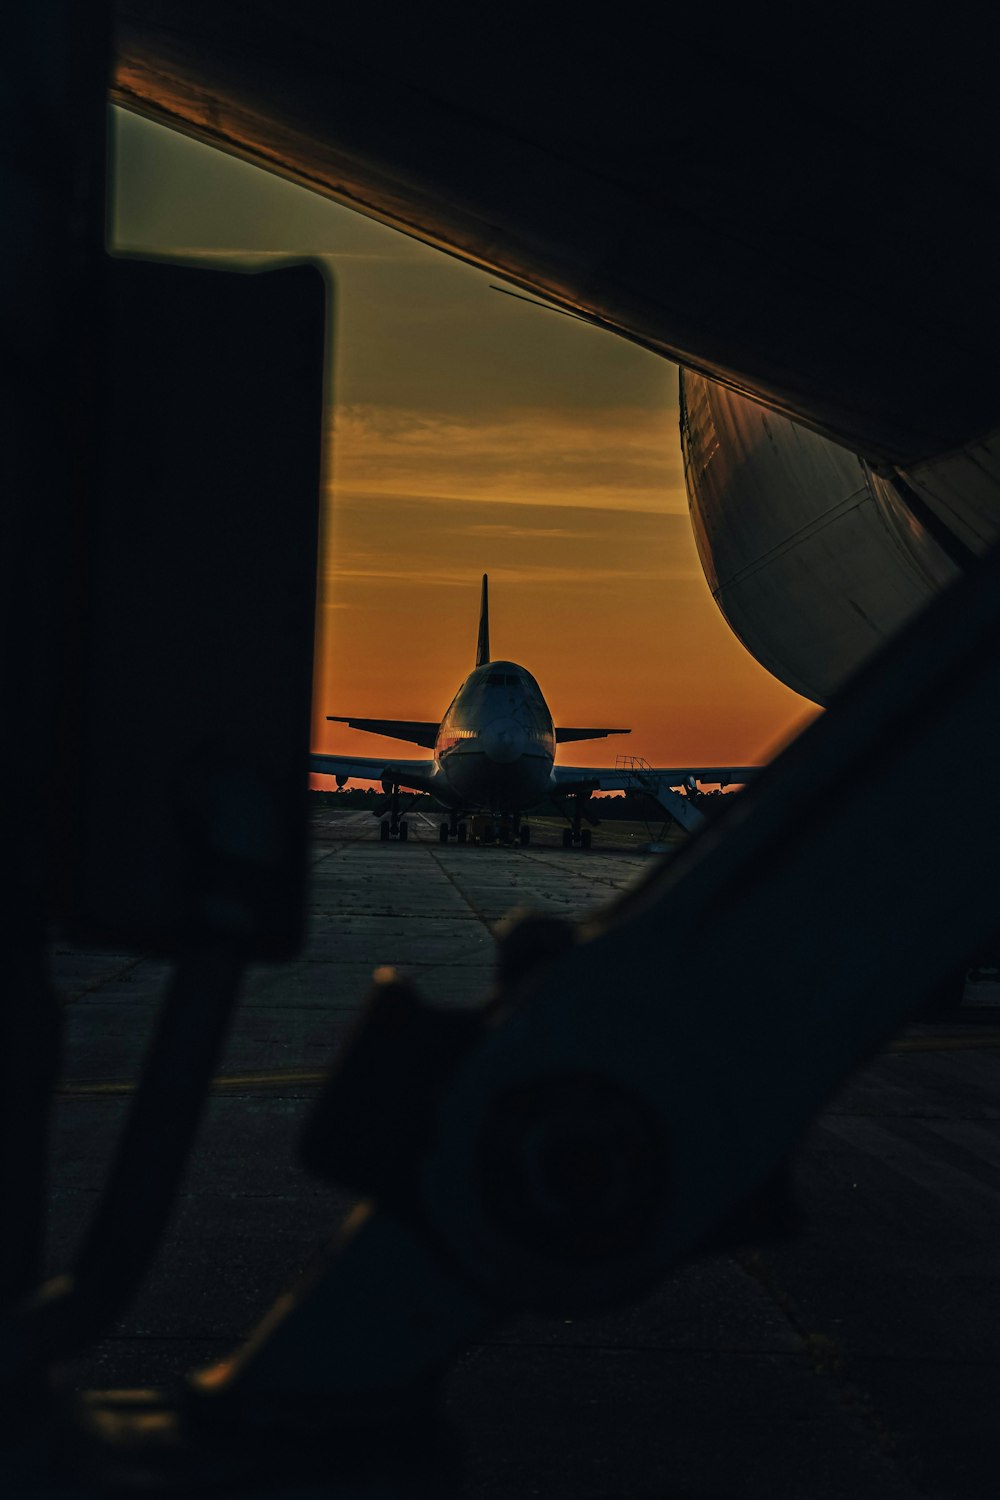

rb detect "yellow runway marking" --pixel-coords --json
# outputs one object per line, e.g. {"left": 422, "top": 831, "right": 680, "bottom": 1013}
{"left": 58, "top": 1069, "right": 329, "bottom": 1098}
{"left": 58, "top": 1032, "right": 1000, "bottom": 1097}
{"left": 888, "top": 1033, "right": 1000, "bottom": 1053}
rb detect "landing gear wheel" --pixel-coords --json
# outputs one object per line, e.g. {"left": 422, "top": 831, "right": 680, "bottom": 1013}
{"left": 457, "top": 823, "right": 468, "bottom": 845}
{"left": 439, "top": 822, "right": 450, "bottom": 844}
{"left": 379, "top": 821, "right": 390, "bottom": 842}
{"left": 519, "top": 824, "right": 530, "bottom": 847}
{"left": 398, "top": 820, "right": 408, "bottom": 842}
{"left": 561, "top": 828, "right": 573, "bottom": 849}
{"left": 580, "top": 828, "right": 592, "bottom": 850}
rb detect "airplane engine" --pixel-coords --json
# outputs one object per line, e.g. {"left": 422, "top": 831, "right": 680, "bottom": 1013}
{"left": 894, "top": 427, "right": 1000, "bottom": 559}
{"left": 679, "top": 369, "right": 969, "bottom": 705}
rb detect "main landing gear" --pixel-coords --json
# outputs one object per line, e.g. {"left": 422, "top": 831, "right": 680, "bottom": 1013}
{"left": 485, "top": 816, "right": 526, "bottom": 847}
{"left": 438, "top": 811, "right": 469, "bottom": 845}
{"left": 432, "top": 812, "right": 530, "bottom": 847}
{"left": 561, "top": 792, "right": 594, "bottom": 850}
{"left": 380, "top": 782, "right": 409, "bottom": 842}
{"left": 437, "top": 813, "right": 528, "bottom": 846}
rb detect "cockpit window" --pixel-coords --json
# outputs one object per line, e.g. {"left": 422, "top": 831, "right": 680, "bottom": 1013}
{"left": 488, "top": 671, "right": 518, "bottom": 685}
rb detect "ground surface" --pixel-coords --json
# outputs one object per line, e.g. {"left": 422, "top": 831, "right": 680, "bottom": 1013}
{"left": 46, "top": 809, "right": 1000, "bottom": 1498}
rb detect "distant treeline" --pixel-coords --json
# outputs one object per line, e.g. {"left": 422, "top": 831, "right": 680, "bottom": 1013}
{"left": 309, "top": 787, "right": 739, "bottom": 819}
{"left": 310, "top": 787, "right": 399, "bottom": 808}
{"left": 571, "top": 790, "right": 737, "bottom": 821}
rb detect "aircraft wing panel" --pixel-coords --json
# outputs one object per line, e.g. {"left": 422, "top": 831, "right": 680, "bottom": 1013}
{"left": 555, "top": 726, "right": 631, "bottom": 743}
{"left": 310, "top": 752, "right": 440, "bottom": 794}
{"left": 325, "top": 716, "right": 439, "bottom": 748}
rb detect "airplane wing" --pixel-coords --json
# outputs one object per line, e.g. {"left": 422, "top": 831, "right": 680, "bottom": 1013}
{"left": 325, "top": 716, "right": 438, "bottom": 748}
{"left": 310, "top": 752, "right": 440, "bottom": 795}
{"left": 551, "top": 765, "right": 760, "bottom": 793}
{"left": 555, "top": 726, "right": 631, "bottom": 743}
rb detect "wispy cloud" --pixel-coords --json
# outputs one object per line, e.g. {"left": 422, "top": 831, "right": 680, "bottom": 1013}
{"left": 457, "top": 521, "right": 580, "bottom": 539}
{"left": 112, "top": 248, "right": 421, "bottom": 265}
{"left": 318, "top": 490, "right": 703, "bottom": 591}
{"left": 328, "top": 403, "right": 687, "bottom": 514}
{"left": 326, "top": 562, "right": 698, "bottom": 587}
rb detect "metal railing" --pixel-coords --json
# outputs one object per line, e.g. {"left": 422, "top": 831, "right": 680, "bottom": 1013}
{"left": 614, "top": 754, "right": 653, "bottom": 773}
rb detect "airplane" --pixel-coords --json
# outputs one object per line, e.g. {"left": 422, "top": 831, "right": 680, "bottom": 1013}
{"left": 310, "top": 576, "right": 758, "bottom": 846}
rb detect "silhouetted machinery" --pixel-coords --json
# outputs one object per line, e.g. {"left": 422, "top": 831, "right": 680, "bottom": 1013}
{"left": 4, "top": 5, "right": 1000, "bottom": 1492}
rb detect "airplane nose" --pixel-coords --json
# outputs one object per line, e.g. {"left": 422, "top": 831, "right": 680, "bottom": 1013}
{"left": 481, "top": 717, "right": 526, "bottom": 764}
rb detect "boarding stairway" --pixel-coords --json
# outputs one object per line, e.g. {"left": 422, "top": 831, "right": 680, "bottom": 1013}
{"left": 614, "top": 755, "right": 706, "bottom": 834}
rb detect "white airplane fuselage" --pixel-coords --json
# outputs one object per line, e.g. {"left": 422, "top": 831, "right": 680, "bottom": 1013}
{"left": 314, "top": 574, "right": 755, "bottom": 843}
{"left": 433, "top": 659, "right": 556, "bottom": 814}
{"left": 317, "top": 575, "right": 633, "bottom": 837}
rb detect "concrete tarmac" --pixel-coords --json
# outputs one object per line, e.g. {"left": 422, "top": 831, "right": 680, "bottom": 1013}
{"left": 46, "top": 809, "right": 1000, "bottom": 1498}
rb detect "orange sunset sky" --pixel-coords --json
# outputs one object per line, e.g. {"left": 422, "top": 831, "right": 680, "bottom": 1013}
{"left": 111, "top": 107, "right": 817, "bottom": 781}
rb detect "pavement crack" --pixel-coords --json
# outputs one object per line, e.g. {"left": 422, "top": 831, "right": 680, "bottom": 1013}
{"left": 515, "top": 848, "right": 639, "bottom": 894}
{"left": 425, "top": 847, "right": 501, "bottom": 941}
{"left": 57, "top": 954, "right": 146, "bottom": 1007}
{"left": 734, "top": 1248, "right": 924, "bottom": 1492}
{"left": 475, "top": 1338, "right": 810, "bottom": 1359}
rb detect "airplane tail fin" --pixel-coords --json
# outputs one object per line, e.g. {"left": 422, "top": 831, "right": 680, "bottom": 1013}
{"left": 476, "top": 573, "right": 490, "bottom": 667}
